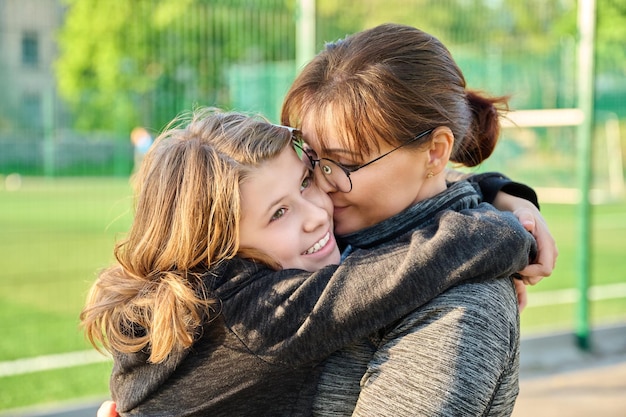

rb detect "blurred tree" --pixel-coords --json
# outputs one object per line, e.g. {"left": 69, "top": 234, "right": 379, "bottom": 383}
{"left": 313, "top": 0, "right": 578, "bottom": 110}
{"left": 56, "top": 0, "right": 156, "bottom": 132}
{"left": 315, "top": 0, "right": 573, "bottom": 49}
{"left": 55, "top": 0, "right": 626, "bottom": 133}
{"left": 596, "top": 0, "right": 626, "bottom": 76}
{"left": 56, "top": 0, "right": 294, "bottom": 133}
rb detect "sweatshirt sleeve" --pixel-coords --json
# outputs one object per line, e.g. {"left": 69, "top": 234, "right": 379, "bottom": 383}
{"left": 445, "top": 170, "right": 540, "bottom": 208}
{"left": 221, "top": 204, "right": 537, "bottom": 366}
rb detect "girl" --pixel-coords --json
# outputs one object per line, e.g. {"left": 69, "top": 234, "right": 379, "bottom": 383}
{"left": 85, "top": 107, "right": 536, "bottom": 416}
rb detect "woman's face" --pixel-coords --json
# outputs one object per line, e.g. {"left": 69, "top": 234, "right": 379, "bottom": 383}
{"left": 301, "top": 116, "right": 437, "bottom": 236}
{"left": 238, "top": 144, "right": 341, "bottom": 272}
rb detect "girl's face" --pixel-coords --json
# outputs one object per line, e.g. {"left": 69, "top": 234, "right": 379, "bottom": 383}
{"left": 301, "top": 116, "right": 439, "bottom": 236}
{"left": 238, "top": 144, "right": 341, "bottom": 272}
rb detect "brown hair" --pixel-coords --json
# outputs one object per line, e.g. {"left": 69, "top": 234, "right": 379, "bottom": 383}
{"left": 81, "top": 108, "right": 291, "bottom": 363}
{"left": 281, "top": 23, "right": 508, "bottom": 167}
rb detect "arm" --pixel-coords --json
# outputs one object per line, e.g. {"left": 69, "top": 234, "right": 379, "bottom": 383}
{"left": 493, "top": 192, "right": 558, "bottom": 285}
{"left": 224, "top": 204, "right": 535, "bottom": 366}
{"left": 445, "top": 169, "right": 538, "bottom": 207}
{"left": 446, "top": 169, "right": 557, "bottom": 285}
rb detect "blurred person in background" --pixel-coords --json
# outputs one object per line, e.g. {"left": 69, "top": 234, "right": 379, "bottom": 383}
{"left": 130, "top": 126, "right": 153, "bottom": 171}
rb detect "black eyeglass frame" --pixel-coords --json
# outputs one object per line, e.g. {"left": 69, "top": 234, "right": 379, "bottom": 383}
{"left": 289, "top": 127, "right": 435, "bottom": 193}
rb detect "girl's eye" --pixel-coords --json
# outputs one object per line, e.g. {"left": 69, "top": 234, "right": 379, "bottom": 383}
{"left": 270, "top": 208, "right": 286, "bottom": 222}
{"left": 300, "top": 172, "right": 313, "bottom": 191}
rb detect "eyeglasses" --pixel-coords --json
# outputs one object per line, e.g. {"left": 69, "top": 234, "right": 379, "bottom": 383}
{"left": 289, "top": 127, "right": 434, "bottom": 193}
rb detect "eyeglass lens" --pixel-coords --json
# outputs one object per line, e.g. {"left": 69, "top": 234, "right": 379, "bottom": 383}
{"left": 292, "top": 140, "right": 352, "bottom": 192}
{"left": 317, "top": 160, "right": 352, "bottom": 192}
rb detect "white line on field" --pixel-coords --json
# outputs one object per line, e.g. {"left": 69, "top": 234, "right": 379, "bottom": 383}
{"left": 0, "top": 349, "right": 111, "bottom": 378}
{"left": 528, "top": 282, "right": 626, "bottom": 307}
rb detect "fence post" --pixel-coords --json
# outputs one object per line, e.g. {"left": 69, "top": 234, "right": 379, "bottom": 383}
{"left": 575, "top": 0, "right": 596, "bottom": 351}
{"left": 42, "top": 88, "right": 55, "bottom": 177}
{"left": 295, "top": 0, "right": 315, "bottom": 72}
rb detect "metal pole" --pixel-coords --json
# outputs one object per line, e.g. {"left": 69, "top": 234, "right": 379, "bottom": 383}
{"left": 575, "top": 0, "right": 596, "bottom": 351}
{"left": 42, "top": 88, "right": 55, "bottom": 177}
{"left": 295, "top": 0, "right": 315, "bottom": 72}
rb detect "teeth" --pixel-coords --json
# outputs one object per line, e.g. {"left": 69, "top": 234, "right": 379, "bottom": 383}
{"left": 303, "top": 232, "right": 330, "bottom": 255}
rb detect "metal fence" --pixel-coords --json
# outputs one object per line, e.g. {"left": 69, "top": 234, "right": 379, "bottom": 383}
{"left": 1, "top": 0, "right": 624, "bottom": 180}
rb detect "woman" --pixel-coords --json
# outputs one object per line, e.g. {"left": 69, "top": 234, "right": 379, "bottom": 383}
{"left": 86, "top": 107, "right": 536, "bottom": 416}
{"left": 281, "top": 23, "right": 556, "bottom": 416}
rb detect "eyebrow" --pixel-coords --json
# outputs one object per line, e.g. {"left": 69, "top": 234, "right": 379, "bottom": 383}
{"left": 323, "top": 147, "right": 357, "bottom": 155}
{"left": 262, "top": 163, "right": 310, "bottom": 219}
{"left": 263, "top": 194, "right": 285, "bottom": 219}
{"left": 320, "top": 147, "right": 361, "bottom": 158}
{"left": 299, "top": 131, "right": 358, "bottom": 157}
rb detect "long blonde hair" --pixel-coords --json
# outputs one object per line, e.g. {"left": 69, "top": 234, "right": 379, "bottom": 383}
{"left": 81, "top": 108, "right": 292, "bottom": 363}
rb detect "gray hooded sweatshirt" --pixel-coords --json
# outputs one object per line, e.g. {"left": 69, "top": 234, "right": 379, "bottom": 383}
{"left": 110, "top": 180, "right": 536, "bottom": 416}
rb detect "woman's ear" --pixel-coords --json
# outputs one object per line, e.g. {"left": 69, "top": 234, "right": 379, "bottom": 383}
{"left": 427, "top": 127, "right": 454, "bottom": 174}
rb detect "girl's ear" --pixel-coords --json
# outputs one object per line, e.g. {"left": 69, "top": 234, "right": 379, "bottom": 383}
{"left": 427, "top": 127, "right": 454, "bottom": 174}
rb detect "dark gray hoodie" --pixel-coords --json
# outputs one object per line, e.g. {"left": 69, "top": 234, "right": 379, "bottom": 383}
{"left": 110, "top": 181, "right": 536, "bottom": 416}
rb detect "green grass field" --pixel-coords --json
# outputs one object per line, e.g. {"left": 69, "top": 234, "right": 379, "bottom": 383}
{"left": 1, "top": 176, "right": 625, "bottom": 411}
{"left": 1, "top": 177, "right": 131, "bottom": 410}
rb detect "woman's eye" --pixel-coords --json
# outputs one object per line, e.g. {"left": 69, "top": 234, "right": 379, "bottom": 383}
{"left": 271, "top": 208, "right": 286, "bottom": 222}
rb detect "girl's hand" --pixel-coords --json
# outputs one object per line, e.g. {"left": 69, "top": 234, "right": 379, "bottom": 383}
{"left": 512, "top": 205, "right": 558, "bottom": 285}
{"left": 493, "top": 193, "right": 558, "bottom": 285}
{"left": 513, "top": 278, "right": 528, "bottom": 312}
{"left": 96, "top": 400, "right": 118, "bottom": 417}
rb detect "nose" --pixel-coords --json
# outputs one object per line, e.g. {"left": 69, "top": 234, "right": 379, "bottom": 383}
{"left": 301, "top": 185, "right": 331, "bottom": 233}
